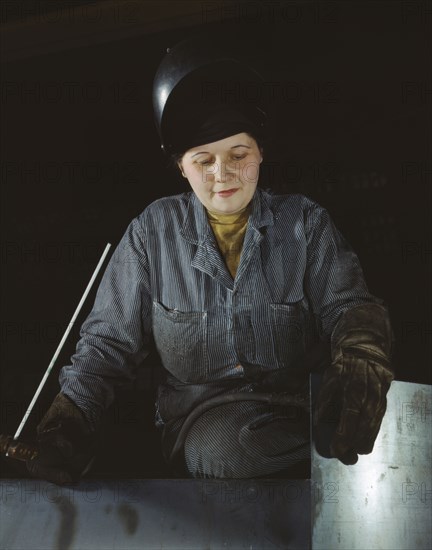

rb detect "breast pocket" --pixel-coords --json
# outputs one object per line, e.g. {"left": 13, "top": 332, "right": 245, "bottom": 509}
{"left": 152, "top": 301, "right": 208, "bottom": 383}
{"left": 270, "top": 302, "right": 305, "bottom": 368}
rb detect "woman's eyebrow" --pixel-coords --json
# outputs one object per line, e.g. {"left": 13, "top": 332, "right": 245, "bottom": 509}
{"left": 190, "top": 144, "right": 251, "bottom": 158}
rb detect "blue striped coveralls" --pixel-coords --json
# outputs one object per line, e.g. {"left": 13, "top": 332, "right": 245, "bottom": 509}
{"left": 59, "top": 187, "right": 383, "bottom": 478}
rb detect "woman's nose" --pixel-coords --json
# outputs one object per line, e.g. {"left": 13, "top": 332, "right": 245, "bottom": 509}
{"left": 214, "top": 161, "right": 228, "bottom": 182}
{"left": 202, "top": 161, "right": 228, "bottom": 183}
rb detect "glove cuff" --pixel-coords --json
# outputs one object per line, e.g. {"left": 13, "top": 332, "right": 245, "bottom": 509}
{"left": 37, "top": 393, "right": 93, "bottom": 456}
{"left": 331, "top": 303, "right": 394, "bottom": 372}
{"left": 37, "top": 393, "right": 89, "bottom": 432}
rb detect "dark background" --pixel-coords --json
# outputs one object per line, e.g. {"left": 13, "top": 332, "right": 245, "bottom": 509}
{"left": 1, "top": 0, "right": 430, "bottom": 477}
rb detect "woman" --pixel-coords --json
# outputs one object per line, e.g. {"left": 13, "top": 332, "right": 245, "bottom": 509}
{"left": 27, "top": 37, "right": 394, "bottom": 484}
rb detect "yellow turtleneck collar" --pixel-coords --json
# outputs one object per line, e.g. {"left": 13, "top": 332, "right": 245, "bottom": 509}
{"left": 205, "top": 203, "right": 252, "bottom": 278}
{"left": 206, "top": 204, "right": 251, "bottom": 225}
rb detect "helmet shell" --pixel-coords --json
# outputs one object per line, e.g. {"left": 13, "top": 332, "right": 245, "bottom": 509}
{"left": 152, "top": 35, "right": 267, "bottom": 155}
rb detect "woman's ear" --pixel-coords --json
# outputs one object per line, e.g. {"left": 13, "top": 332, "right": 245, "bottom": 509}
{"left": 177, "top": 161, "right": 186, "bottom": 178}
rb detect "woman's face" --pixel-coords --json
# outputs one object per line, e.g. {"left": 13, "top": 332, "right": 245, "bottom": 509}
{"left": 178, "top": 132, "right": 263, "bottom": 214}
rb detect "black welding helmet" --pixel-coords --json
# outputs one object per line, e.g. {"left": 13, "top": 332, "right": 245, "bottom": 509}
{"left": 152, "top": 34, "right": 268, "bottom": 156}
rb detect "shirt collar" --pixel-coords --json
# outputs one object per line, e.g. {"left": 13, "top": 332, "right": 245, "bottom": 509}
{"left": 180, "top": 187, "right": 275, "bottom": 245}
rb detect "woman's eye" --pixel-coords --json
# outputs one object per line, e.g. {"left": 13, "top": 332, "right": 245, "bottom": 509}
{"left": 196, "top": 154, "right": 246, "bottom": 166}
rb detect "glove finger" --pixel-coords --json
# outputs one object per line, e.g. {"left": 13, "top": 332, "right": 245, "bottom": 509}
{"left": 352, "top": 360, "right": 389, "bottom": 454}
{"left": 355, "top": 394, "right": 388, "bottom": 454}
{"left": 25, "top": 443, "right": 81, "bottom": 485}
{"left": 330, "top": 407, "right": 360, "bottom": 463}
{"left": 355, "top": 424, "right": 381, "bottom": 455}
{"left": 314, "top": 366, "right": 342, "bottom": 426}
{"left": 330, "top": 354, "right": 368, "bottom": 461}
{"left": 334, "top": 447, "right": 358, "bottom": 466}
{"left": 26, "top": 459, "right": 74, "bottom": 485}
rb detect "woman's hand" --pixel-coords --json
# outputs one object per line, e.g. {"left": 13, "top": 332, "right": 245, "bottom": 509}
{"left": 314, "top": 352, "right": 393, "bottom": 464}
{"left": 26, "top": 393, "right": 95, "bottom": 485}
{"left": 314, "top": 302, "right": 394, "bottom": 465}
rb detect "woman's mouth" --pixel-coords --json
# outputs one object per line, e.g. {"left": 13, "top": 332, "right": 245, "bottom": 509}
{"left": 216, "top": 188, "right": 238, "bottom": 198}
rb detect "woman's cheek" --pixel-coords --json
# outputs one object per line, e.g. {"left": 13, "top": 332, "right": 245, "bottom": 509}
{"left": 240, "top": 160, "right": 260, "bottom": 184}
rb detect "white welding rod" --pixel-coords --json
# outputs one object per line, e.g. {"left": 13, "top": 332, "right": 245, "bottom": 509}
{"left": 12, "top": 243, "right": 112, "bottom": 441}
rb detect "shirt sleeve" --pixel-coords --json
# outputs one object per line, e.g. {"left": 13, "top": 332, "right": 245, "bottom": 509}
{"left": 59, "top": 215, "right": 152, "bottom": 430}
{"left": 303, "top": 199, "right": 384, "bottom": 341}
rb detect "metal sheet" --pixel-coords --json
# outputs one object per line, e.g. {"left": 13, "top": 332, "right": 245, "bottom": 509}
{"left": 311, "top": 380, "right": 432, "bottom": 550}
{"left": 0, "top": 478, "right": 310, "bottom": 549}
{"left": 1, "top": 381, "right": 430, "bottom": 549}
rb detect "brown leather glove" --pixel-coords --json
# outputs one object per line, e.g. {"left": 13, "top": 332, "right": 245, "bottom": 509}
{"left": 26, "top": 393, "right": 95, "bottom": 485}
{"left": 314, "top": 303, "right": 394, "bottom": 465}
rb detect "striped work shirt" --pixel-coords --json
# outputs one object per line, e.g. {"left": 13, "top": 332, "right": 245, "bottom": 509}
{"left": 59, "top": 187, "right": 383, "bottom": 429}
